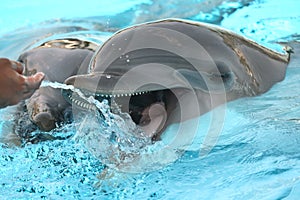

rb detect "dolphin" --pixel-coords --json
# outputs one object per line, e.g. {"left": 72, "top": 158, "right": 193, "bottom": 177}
{"left": 61, "top": 18, "right": 290, "bottom": 140}
{"left": 18, "top": 38, "right": 98, "bottom": 132}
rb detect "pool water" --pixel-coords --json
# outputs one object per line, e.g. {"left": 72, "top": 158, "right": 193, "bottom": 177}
{"left": 0, "top": 0, "right": 300, "bottom": 199}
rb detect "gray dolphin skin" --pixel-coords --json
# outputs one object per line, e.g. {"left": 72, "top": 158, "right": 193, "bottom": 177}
{"left": 18, "top": 39, "right": 98, "bottom": 131}
{"left": 62, "top": 18, "right": 290, "bottom": 139}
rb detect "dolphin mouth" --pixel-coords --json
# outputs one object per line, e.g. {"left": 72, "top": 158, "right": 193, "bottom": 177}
{"left": 62, "top": 76, "right": 171, "bottom": 138}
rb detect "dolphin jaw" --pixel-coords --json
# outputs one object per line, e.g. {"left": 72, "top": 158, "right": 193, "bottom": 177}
{"left": 61, "top": 83, "right": 169, "bottom": 137}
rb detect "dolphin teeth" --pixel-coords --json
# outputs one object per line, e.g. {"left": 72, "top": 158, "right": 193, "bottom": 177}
{"left": 105, "top": 95, "right": 109, "bottom": 98}
{"left": 117, "top": 94, "right": 120, "bottom": 97}
{"left": 120, "top": 94, "right": 124, "bottom": 97}
{"left": 69, "top": 96, "right": 96, "bottom": 110}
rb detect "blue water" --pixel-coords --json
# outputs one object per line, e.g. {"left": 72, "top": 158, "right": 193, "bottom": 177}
{"left": 0, "top": 0, "right": 300, "bottom": 199}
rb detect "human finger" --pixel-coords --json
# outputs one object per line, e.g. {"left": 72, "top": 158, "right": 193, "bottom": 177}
{"left": 20, "top": 72, "right": 45, "bottom": 100}
{"left": 10, "top": 60, "right": 24, "bottom": 74}
{"left": 24, "top": 72, "right": 45, "bottom": 90}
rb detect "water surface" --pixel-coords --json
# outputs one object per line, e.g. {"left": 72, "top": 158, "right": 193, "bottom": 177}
{"left": 0, "top": 0, "right": 300, "bottom": 199}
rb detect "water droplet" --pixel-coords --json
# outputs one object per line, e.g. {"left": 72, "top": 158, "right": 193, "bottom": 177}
{"left": 126, "top": 59, "right": 130, "bottom": 63}
{"left": 118, "top": 48, "right": 122, "bottom": 51}
{"left": 106, "top": 74, "right": 111, "bottom": 79}
{"left": 125, "top": 55, "right": 129, "bottom": 58}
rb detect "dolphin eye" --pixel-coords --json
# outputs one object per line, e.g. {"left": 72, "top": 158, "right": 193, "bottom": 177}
{"left": 177, "top": 62, "right": 235, "bottom": 93}
{"left": 214, "top": 61, "right": 235, "bottom": 90}
{"left": 220, "top": 72, "right": 233, "bottom": 84}
{"left": 206, "top": 70, "right": 234, "bottom": 91}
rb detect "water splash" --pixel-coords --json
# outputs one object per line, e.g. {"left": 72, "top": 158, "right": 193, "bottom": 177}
{"left": 41, "top": 80, "right": 153, "bottom": 170}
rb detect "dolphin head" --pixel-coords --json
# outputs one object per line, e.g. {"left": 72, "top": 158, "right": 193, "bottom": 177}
{"left": 19, "top": 38, "right": 97, "bottom": 131}
{"left": 62, "top": 19, "right": 289, "bottom": 138}
{"left": 63, "top": 19, "right": 288, "bottom": 137}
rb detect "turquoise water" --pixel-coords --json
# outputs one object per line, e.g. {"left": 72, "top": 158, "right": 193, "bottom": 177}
{"left": 0, "top": 0, "right": 300, "bottom": 199}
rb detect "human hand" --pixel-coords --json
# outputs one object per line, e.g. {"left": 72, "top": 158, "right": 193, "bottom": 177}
{"left": 0, "top": 58, "right": 45, "bottom": 108}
